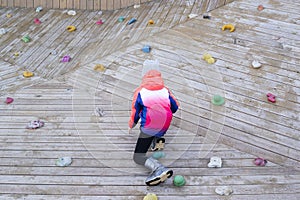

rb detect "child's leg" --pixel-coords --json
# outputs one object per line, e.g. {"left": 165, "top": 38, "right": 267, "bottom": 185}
{"left": 133, "top": 132, "right": 154, "bottom": 165}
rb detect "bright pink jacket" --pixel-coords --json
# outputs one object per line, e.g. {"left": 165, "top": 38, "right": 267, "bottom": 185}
{"left": 129, "top": 70, "right": 179, "bottom": 137}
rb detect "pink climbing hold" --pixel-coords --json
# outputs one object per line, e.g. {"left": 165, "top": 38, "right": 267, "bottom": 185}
{"left": 34, "top": 18, "right": 41, "bottom": 24}
{"left": 96, "top": 19, "right": 104, "bottom": 25}
{"left": 254, "top": 158, "right": 267, "bottom": 166}
{"left": 5, "top": 97, "right": 14, "bottom": 104}
{"left": 266, "top": 93, "right": 276, "bottom": 103}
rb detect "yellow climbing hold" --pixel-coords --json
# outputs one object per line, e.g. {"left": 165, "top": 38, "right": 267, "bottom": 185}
{"left": 6, "top": 13, "right": 12, "bottom": 18}
{"left": 66, "top": 25, "right": 76, "bottom": 32}
{"left": 143, "top": 193, "right": 158, "bottom": 200}
{"left": 202, "top": 53, "right": 215, "bottom": 64}
{"left": 222, "top": 24, "right": 235, "bottom": 32}
{"left": 94, "top": 64, "right": 106, "bottom": 72}
{"left": 148, "top": 20, "right": 155, "bottom": 25}
{"left": 23, "top": 71, "right": 34, "bottom": 78}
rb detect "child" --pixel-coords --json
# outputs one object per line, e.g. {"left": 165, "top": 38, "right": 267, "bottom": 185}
{"left": 129, "top": 61, "right": 179, "bottom": 186}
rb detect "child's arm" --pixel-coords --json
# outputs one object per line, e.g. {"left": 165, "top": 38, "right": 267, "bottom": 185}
{"left": 168, "top": 89, "right": 179, "bottom": 113}
{"left": 129, "top": 89, "right": 142, "bottom": 128}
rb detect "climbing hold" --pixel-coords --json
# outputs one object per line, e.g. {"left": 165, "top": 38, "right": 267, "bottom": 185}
{"left": 36, "top": 6, "right": 43, "bottom": 12}
{"left": 94, "top": 64, "right": 106, "bottom": 72}
{"left": 66, "top": 25, "right": 76, "bottom": 32}
{"left": 252, "top": 60, "right": 262, "bottom": 69}
{"left": 21, "top": 35, "right": 31, "bottom": 43}
{"left": 128, "top": 18, "right": 137, "bottom": 25}
{"left": 96, "top": 19, "right": 104, "bottom": 25}
{"left": 6, "top": 13, "right": 12, "bottom": 18}
{"left": 222, "top": 24, "right": 235, "bottom": 32}
{"left": 34, "top": 18, "right": 41, "bottom": 24}
{"left": 143, "top": 193, "right": 158, "bottom": 200}
{"left": 0, "top": 28, "right": 7, "bottom": 35}
{"left": 202, "top": 53, "right": 215, "bottom": 64}
{"left": 173, "top": 175, "right": 186, "bottom": 187}
{"left": 211, "top": 95, "right": 225, "bottom": 106}
{"left": 14, "top": 52, "right": 20, "bottom": 57}
{"left": 55, "top": 157, "right": 72, "bottom": 167}
{"left": 95, "top": 107, "right": 105, "bottom": 117}
{"left": 67, "top": 10, "right": 76, "bottom": 16}
{"left": 215, "top": 186, "right": 233, "bottom": 196}
{"left": 266, "top": 93, "right": 276, "bottom": 103}
{"left": 188, "top": 14, "right": 198, "bottom": 19}
{"left": 253, "top": 158, "right": 267, "bottom": 166}
{"left": 23, "top": 71, "right": 34, "bottom": 78}
{"left": 152, "top": 151, "right": 165, "bottom": 159}
{"left": 203, "top": 13, "right": 211, "bottom": 19}
{"left": 148, "top": 19, "right": 155, "bottom": 25}
{"left": 61, "top": 56, "right": 71, "bottom": 62}
{"left": 142, "top": 45, "right": 151, "bottom": 53}
{"left": 118, "top": 16, "right": 125, "bottom": 22}
{"left": 257, "top": 5, "right": 264, "bottom": 11}
{"left": 50, "top": 50, "right": 57, "bottom": 55}
{"left": 208, "top": 156, "right": 222, "bottom": 168}
{"left": 5, "top": 97, "right": 14, "bottom": 104}
{"left": 133, "top": 4, "right": 140, "bottom": 9}
{"left": 26, "top": 120, "right": 44, "bottom": 129}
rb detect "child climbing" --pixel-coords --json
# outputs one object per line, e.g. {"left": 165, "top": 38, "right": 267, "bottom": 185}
{"left": 129, "top": 60, "right": 179, "bottom": 186}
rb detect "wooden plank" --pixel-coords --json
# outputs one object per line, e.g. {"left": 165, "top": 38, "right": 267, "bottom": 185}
{"left": 106, "top": 0, "right": 114, "bottom": 10}
{"left": 87, "top": 0, "right": 94, "bottom": 10}
{"left": 94, "top": 0, "right": 101, "bottom": 10}
{"left": 1, "top": 0, "right": 8, "bottom": 7}
{"left": 120, "top": 0, "right": 130, "bottom": 8}
{"left": 7, "top": 0, "right": 14, "bottom": 7}
{"left": 60, "top": 0, "right": 67, "bottom": 9}
{"left": 26, "top": 0, "right": 34, "bottom": 7}
{"left": 114, "top": 0, "right": 121, "bottom": 10}
{"left": 46, "top": 0, "right": 53, "bottom": 8}
{"left": 66, "top": 0, "right": 74, "bottom": 9}
{"left": 74, "top": 0, "right": 80, "bottom": 9}
{"left": 52, "top": 0, "right": 60, "bottom": 8}
{"left": 80, "top": 0, "right": 87, "bottom": 9}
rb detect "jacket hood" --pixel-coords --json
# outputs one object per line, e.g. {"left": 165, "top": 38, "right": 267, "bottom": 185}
{"left": 141, "top": 70, "right": 164, "bottom": 90}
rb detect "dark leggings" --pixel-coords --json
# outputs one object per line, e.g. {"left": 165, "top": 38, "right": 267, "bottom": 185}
{"left": 133, "top": 131, "right": 154, "bottom": 165}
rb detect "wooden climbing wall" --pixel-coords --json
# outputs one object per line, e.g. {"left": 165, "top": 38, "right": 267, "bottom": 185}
{"left": 0, "top": 0, "right": 153, "bottom": 10}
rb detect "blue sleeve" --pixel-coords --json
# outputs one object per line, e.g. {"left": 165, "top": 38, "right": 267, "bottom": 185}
{"left": 133, "top": 93, "right": 143, "bottom": 124}
{"left": 169, "top": 95, "right": 178, "bottom": 113}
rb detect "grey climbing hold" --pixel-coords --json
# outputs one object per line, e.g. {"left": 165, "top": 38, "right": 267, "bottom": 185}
{"left": 215, "top": 186, "right": 233, "bottom": 196}
{"left": 207, "top": 156, "right": 222, "bottom": 168}
{"left": 55, "top": 157, "right": 72, "bottom": 167}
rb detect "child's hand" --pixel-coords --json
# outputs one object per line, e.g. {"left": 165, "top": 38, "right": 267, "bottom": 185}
{"left": 128, "top": 128, "right": 133, "bottom": 134}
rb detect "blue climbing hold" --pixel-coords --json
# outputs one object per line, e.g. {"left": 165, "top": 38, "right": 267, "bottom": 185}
{"left": 142, "top": 45, "right": 151, "bottom": 53}
{"left": 128, "top": 18, "right": 137, "bottom": 25}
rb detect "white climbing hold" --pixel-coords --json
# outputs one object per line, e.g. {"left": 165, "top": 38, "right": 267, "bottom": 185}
{"left": 0, "top": 28, "right": 7, "bottom": 35}
{"left": 252, "top": 60, "right": 262, "bottom": 69}
{"left": 215, "top": 186, "right": 233, "bottom": 196}
{"left": 188, "top": 14, "right": 198, "bottom": 19}
{"left": 36, "top": 6, "right": 43, "bottom": 12}
{"left": 67, "top": 10, "right": 77, "bottom": 16}
{"left": 207, "top": 156, "right": 222, "bottom": 168}
{"left": 134, "top": 4, "right": 140, "bottom": 8}
{"left": 56, "top": 157, "right": 72, "bottom": 167}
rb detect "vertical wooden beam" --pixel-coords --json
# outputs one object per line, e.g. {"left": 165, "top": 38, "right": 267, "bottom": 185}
{"left": 52, "top": 0, "right": 60, "bottom": 9}
{"left": 40, "top": 0, "right": 47, "bottom": 7}
{"left": 107, "top": 0, "right": 113, "bottom": 10}
{"left": 94, "top": 0, "right": 101, "bottom": 10}
{"left": 60, "top": 0, "right": 67, "bottom": 9}
{"left": 14, "top": 0, "right": 21, "bottom": 7}
{"left": 74, "top": 0, "right": 80, "bottom": 9}
{"left": 66, "top": 0, "right": 74, "bottom": 9}
{"left": 7, "top": 0, "right": 14, "bottom": 7}
{"left": 46, "top": 0, "right": 53, "bottom": 8}
{"left": 114, "top": 0, "right": 121, "bottom": 10}
{"left": 87, "top": 0, "right": 94, "bottom": 10}
{"left": 27, "top": 0, "right": 34, "bottom": 8}
{"left": 80, "top": 0, "right": 87, "bottom": 9}
{"left": 20, "top": 0, "right": 27, "bottom": 7}
{"left": 120, "top": 0, "right": 129, "bottom": 8}
{"left": 101, "top": 0, "right": 107, "bottom": 10}
{"left": 1, "top": 0, "right": 8, "bottom": 7}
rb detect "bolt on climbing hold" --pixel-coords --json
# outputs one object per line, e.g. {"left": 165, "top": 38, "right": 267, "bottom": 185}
{"left": 173, "top": 175, "right": 186, "bottom": 187}
{"left": 203, "top": 13, "right": 211, "bottom": 19}
{"left": 118, "top": 16, "right": 125, "bottom": 22}
{"left": 253, "top": 158, "right": 267, "bottom": 166}
{"left": 36, "top": 6, "right": 43, "bottom": 12}
{"left": 94, "top": 64, "right": 106, "bottom": 72}
{"left": 61, "top": 56, "right": 71, "bottom": 62}
{"left": 26, "top": 120, "right": 44, "bottom": 129}
{"left": 21, "top": 35, "right": 31, "bottom": 43}
{"left": 34, "top": 18, "right": 41, "bottom": 24}
{"left": 143, "top": 193, "right": 158, "bottom": 200}
{"left": 66, "top": 25, "right": 76, "bottom": 32}
{"left": 222, "top": 24, "right": 235, "bottom": 32}
{"left": 67, "top": 10, "right": 76, "bottom": 16}
{"left": 251, "top": 60, "right": 262, "bottom": 69}
{"left": 96, "top": 19, "right": 104, "bottom": 25}
{"left": 55, "top": 157, "right": 72, "bottom": 167}
{"left": 148, "top": 19, "right": 155, "bottom": 25}
{"left": 212, "top": 95, "right": 225, "bottom": 106}
{"left": 127, "top": 18, "right": 137, "bottom": 25}
{"left": 0, "top": 28, "right": 7, "bottom": 35}
{"left": 266, "top": 93, "right": 276, "bottom": 103}
{"left": 202, "top": 53, "right": 215, "bottom": 64}
{"left": 215, "top": 186, "right": 233, "bottom": 196}
{"left": 142, "top": 45, "right": 151, "bottom": 53}
{"left": 257, "top": 5, "right": 264, "bottom": 11}
{"left": 208, "top": 156, "right": 222, "bottom": 168}
{"left": 188, "top": 14, "right": 198, "bottom": 19}
{"left": 23, "top": 71, "right": 34, "bottom": 78}
{"left": 5, "top": 97, "right": 14, "bottom": 104}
